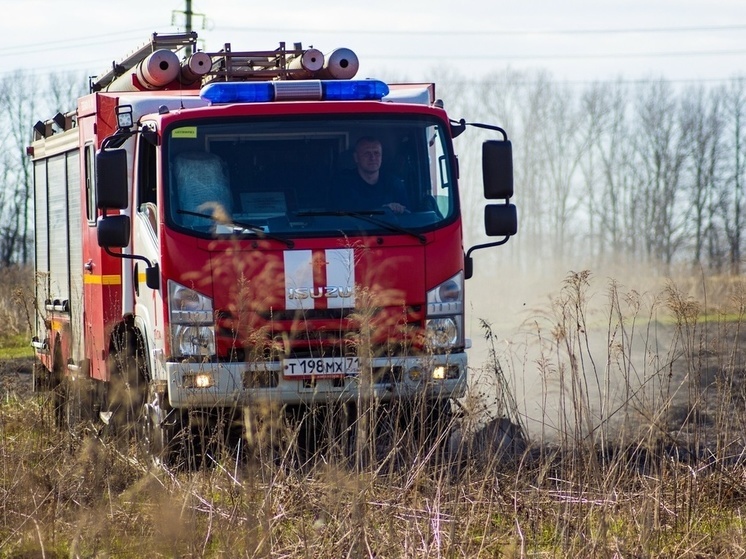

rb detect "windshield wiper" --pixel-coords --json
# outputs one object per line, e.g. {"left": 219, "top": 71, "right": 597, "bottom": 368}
{"left": 295, "top": 210, "right": 427, "bottom": 244}
{"left": 177, "top": 209, "right": 294, "bottom": 247}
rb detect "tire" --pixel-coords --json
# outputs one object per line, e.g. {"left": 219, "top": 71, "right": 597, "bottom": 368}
{"left": 63, "top": 377, "right": 82, "bottom": 433}
{"left": 51, "top": 345, "right": 66, "bottom": 430}
{"left": 52, "top": 379, "right": 67, "bottom": 430}
{"left": 139, "top": 387, "right": 183, "bottom": 468}
{"left": 398, "top": 397, "right": 454, "bottom": 451}
{"left": 107, "top": 360, "right": 146, "bottom": 438}
{"left": 33, "top": 361, "right": 52, "bottom": 392}
{"left": 105, "top": 322, "right": 148, "bottom": 443}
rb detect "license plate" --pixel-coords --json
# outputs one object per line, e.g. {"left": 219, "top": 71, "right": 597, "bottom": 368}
{"left": 283, "top": 356, "right": 360, "bottom": 378}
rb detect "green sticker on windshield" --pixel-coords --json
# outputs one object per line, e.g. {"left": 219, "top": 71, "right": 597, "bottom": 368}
{"left": 172, "top": 127, "right": 197, "bottom": 139}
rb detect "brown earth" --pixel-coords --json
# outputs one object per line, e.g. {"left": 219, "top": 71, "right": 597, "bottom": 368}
{"left": 659, "top": 321, "right": 746, "bottom": 449}
{"left": 4, "top": 321, "right": 746, "bottom": 458}
{"left": 0, "top": 356, "right": 34, "bottom": 399}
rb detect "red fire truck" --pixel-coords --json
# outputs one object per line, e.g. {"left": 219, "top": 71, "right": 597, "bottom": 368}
{"left": 30, "top": 32, "right": 516, "bottom": 460}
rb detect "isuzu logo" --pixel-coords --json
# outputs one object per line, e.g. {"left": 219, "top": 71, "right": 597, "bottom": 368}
{"left": 287, "top": 286, "right": 354, "bottom": 300}
{"left": 284, "top": 248, "right": 356, "bottom": 310}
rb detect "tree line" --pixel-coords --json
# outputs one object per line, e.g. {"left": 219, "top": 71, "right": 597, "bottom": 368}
{"left": 1, "top": 68, "right": 744, "bottom": 275}
{"left": 0, "top": 71, "right": 86, "bottom": 267}
{"left": 439, "top": 69, "right": 746, "bottom": 277}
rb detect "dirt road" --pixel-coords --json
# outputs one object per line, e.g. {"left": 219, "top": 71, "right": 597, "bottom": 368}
{"left": 464, "top": 267, "right": 746, "bottom": 452}
{"left": 0, "top": 357, "right": 34, "bottom": 399}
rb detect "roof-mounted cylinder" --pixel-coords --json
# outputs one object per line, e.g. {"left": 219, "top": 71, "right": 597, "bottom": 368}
{"left": 180, "top": 52, "right": 212, "bottom": 84}
{"left": 287, "top": 48, "right": 325, "bottom": 79}
{"left": 317, "top": 48, "right": 359, "bottom": 80}
{"left": 105, "top": 49, "right": 180, "bottom": 92}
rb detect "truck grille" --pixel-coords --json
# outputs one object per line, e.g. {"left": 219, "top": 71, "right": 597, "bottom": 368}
{"left": 215, "top": 307, "right": 423, "bottom": 361}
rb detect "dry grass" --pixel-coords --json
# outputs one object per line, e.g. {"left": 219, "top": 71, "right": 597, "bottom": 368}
{"left": 2, "top": 269, "right": 746, "bottom": 557}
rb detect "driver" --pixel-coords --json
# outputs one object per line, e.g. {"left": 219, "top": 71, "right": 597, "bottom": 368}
{"left": 336, "top": 137, "right": 410, "bottom": 214}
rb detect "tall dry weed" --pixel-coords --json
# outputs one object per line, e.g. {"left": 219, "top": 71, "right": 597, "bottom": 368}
{"left": 4, "top": 268, "right": 746, "bottom": 556}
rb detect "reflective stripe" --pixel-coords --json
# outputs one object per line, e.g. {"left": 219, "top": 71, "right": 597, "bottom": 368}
{"left": 284, "top": 250, "right": 313, "bottom": 310}
{"left": 325, "top": 248, "right": 355, "bottom": 309}
{"left": 83, "top": 274, "right": 121, "bottom": 285}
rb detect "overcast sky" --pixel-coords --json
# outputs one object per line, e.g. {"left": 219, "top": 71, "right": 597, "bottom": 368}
{"left": 3, "top": 0, "right": 745, "bottom": 85}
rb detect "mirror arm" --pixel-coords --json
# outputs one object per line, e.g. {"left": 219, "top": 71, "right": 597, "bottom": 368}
{"left": 466, "top": 237, "right": 510, "bottom": 260}
{"left": 102, "top": 245, "right": 160, "bottom": 290}
{"left": 103, "top": 245, "right": 152, "bottom": 268}
{"left": 450, "top": 118, "right": 509, "bottom": 141}
{"left": 464, "top": 237, "right": 510, "bottom": 280}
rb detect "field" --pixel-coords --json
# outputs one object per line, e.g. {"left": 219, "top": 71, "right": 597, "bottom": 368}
{"left": 2, "top": 268, "right": 746, "bottom": 557}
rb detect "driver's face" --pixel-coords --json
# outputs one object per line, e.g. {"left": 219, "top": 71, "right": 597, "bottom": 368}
{"left": 355, "top": 141, "right": 383, "bottom": 175}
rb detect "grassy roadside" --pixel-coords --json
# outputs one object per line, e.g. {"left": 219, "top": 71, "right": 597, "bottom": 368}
{"left": 1, "top": 386, "right": 745, "bottom": 558}
{"left": 2, "top": 269, "right": 746, "bottom": 557}
{"left": 0, "top": 335, "right": 34, "bottom": 359}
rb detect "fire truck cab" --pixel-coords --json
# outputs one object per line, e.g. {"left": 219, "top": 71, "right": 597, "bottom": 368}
{"left": 30, "top": 32, "right": 516, "bottom": 459}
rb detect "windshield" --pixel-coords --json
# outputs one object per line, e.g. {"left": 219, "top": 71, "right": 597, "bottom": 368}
{"left": 164, "top": 115, "right": 457, "bottom": 237}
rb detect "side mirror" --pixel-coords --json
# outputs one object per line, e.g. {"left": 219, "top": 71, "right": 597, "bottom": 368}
{"left": 485, "top": 204, "right": 517, "bottom": 237}
{"left": 145, "top": 264, "right": 160, "bottom": 290}
{"left": 464, "top": 254, "right": 474, "bottom": 280}
{"left": 96, "top": 149, "right": 129, "bottom": 209}
{"left": 483, "top": 140, "right": 513, "bottom": 200}
{"left": 97, "top": 215, "right": 130, "bottom": 248}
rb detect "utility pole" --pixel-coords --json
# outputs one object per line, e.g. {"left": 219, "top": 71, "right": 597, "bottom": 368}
{"left": 172, "top": 0, "right": 205, "bottom": 56}
{"left": 185, "top": 0, "right": 192, "bottom": 56}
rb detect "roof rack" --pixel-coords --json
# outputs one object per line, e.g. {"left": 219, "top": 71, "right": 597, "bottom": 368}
{"left": 206, "top": 42, "right": 312, "bottom": 83}
{"left": 90, "top": 32, "right": 198, "bottom": 92}
{"left": 89, "top": 32, "right": 359, "bottom": 93}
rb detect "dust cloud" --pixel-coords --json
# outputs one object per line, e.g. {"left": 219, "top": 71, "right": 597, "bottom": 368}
{"left": 463, "top": 260, "right": 688, "bottom": 443}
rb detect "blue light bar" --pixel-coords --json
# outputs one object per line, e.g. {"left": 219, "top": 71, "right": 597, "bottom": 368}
{"left": 322, "top": 80, "right": 389, "bottom": 100}
{"left": 200, "top": 82, "right": 274, "bottom": 103}
{"left": 200, "top": 79, "right": 389, "bottom": 104}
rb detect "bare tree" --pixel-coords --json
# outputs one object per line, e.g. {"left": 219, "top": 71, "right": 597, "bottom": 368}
{"left": 474, "top": 70, "right": 557, "bottom": 269}
{"left": 541, "top": 82, "right": 589, "bottom": 262}
{"left": 47, "top": 71, "right": 88, "bottom": 115}
{"left": 721, "top": 78, "right": 746, "bottom": 275}
{"left": 0, "top": 71, "right": 37, "bottom": 265}
{"left": 632, "top": 80, "right": 689, "bottom": 267}
{"left": 0, "top": 70, "right": 86, "bottom": 267}
{"left": 680, "top": 85, "right": 725, "bottom": 270}
{"left": 578, "top": 81, "right": 634, "bottom": 267}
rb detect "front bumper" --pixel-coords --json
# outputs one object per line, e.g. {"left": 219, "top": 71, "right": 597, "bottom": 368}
{"left": 162, "top": 353, "right": 467, "bottom": 409}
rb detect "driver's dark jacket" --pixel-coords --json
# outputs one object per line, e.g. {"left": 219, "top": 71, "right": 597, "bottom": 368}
{"left": 333, "top": 170, "right": 410, "bottom": 211}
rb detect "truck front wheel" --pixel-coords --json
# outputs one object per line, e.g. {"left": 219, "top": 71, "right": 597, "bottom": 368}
{"left": 139, "top": 386, "right": 184, "bottom": 467}
{"left": 104, "top": 320, "right": 148, "bottom": 442}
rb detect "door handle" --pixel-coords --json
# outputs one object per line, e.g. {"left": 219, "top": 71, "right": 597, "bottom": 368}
{"left": 134, "top": 263, "right": 139, "bottom": 297}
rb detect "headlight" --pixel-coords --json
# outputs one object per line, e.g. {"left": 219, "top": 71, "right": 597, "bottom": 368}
{"left": 425, "top": 272, "right": 464, "bottom": 350}
{"left": 172, "top": 325, "right": 216, "bottom": 357}
{"left": 426, "top": 317, "right": 460, "bottom": 348}
{"left": 427, "top": 272, "right": 463, "bottom": 316}
{"left": 168, "top": 280, "right": 215, "bottom": 358}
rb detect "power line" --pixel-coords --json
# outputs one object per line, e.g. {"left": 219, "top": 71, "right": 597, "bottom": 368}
{"left": 4, "top": 47, "right": 744, "bottom": 81}
{"left": 364, "top": 48, "right": 746, "bottom": 62}
{"left": 436, "top": 76, "right": 746, "bottom": 88}
{"left": 3, "top": 23, "right": 745, "bottom": 81}
{"left": 3, "top": 20, "right": 744, "bottom": 61}
{"left": 4, "top": 23, "right": 743, "bottom": 66}
{"left": 4, "top": 27, "right": 169, "bottom": 55}
{"left": 216, "top": 23, "right": 746, "bottom": 37}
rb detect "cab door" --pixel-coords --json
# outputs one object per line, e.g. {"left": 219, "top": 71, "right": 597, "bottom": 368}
{"left": 131, "top": 127, "right": 165, "bottom": 380}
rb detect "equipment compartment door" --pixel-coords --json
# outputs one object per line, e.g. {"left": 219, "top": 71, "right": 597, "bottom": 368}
{"left": 81, "top": 141, "right": 122, "bottom": 381}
